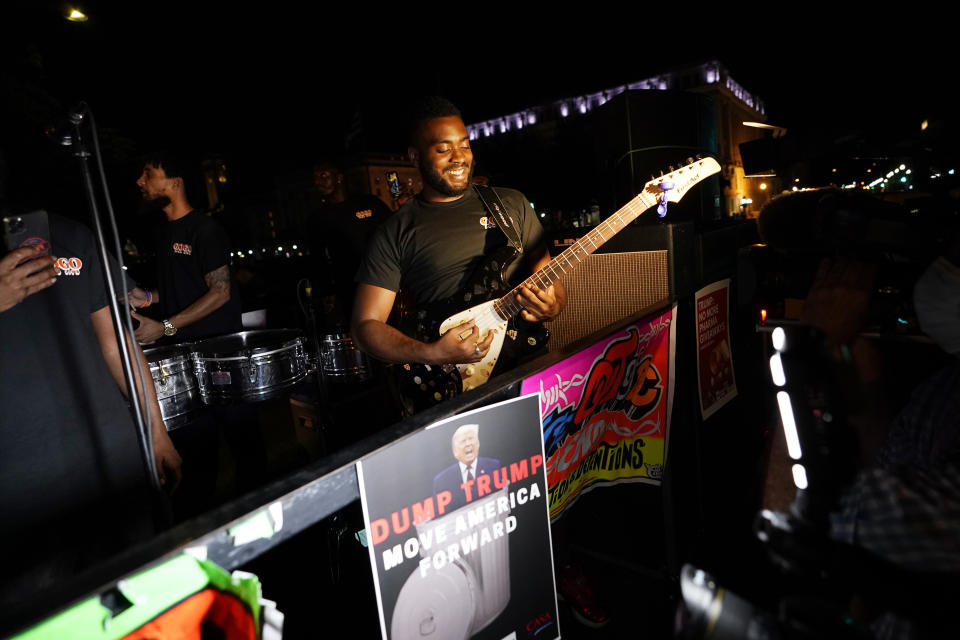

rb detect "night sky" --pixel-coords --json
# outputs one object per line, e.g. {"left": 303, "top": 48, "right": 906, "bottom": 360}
{"left": 2, "top": 3, "right": 955, "bottom": 208}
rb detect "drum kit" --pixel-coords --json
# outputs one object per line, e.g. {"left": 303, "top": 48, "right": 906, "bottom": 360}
{"left": 145, "top": 329, "right": 373, "bottom": 431}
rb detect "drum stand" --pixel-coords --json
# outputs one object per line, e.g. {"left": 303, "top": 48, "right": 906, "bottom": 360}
{"left": 302, "top": 281, "right": 334, "bottom": 455}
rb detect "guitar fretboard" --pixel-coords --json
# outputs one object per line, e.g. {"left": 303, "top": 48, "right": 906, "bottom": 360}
{"left": 493, "top": 190, "right": 658, "bottom": 320}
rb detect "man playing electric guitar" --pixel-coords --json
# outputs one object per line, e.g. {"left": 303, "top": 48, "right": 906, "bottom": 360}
{"left": 351, "top": 97, "right": 566, "bottom": 399}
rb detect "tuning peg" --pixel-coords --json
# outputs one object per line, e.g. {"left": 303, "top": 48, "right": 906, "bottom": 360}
{"left": 668, "top": 166, "right": 675, "bottom": 172}
{"left": 696, "top": 154, "right": 703, "bottom": 160}
{"left": 686, "top": 157, "right": 694, "bottom": 164}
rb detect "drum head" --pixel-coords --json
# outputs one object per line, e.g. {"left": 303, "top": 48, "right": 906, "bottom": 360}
{"left": 144, "top": 342, "right": 194, "bottom": 364}
{"left": 390, "top": 561, "right": 477, "bottom": 640}
{"left": 193, "top": 329, "right": 303, "bottom": 358}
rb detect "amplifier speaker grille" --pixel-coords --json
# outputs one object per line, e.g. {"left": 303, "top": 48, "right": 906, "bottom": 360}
{"left": 545, "top": 251, "right": 670, "bottom": 352}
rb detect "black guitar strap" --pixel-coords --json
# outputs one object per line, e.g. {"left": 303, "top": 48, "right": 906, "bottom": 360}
{"left": 473, "top": 185, "right": 523, "bottom": 254}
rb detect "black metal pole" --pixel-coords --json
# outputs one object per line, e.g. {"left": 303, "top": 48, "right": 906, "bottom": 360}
{"left": 70, "top": 105, "right": 160, "bottom": 492}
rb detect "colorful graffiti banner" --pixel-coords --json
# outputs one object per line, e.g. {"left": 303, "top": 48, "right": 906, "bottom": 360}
{"left": 520, "top": 305, "right": 676, "bottom": 519}
{"left": 695, "top": 279, "right": 737, "bottom": 420}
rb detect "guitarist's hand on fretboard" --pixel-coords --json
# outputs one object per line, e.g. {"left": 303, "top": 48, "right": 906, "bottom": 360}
{"left": 429, "top": 319, "right": 496, "bottom": 364}
{"left": 516, "top": 283, "right": 564, "bottom": 322}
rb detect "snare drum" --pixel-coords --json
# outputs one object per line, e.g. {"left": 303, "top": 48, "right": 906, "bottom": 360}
{"left": 320, "top": 334, "right": 371, "bottom": 381}
{"left": 191, "top": 330, "right": 309, "bottom": 404}
{"left": 144, "top": 343, "right": 202, "bottom": 431}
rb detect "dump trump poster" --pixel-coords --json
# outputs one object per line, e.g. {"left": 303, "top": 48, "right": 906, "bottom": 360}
{"left": 357, "top": 394, "right": 559, "bottom": 640}
{"left": 521, "top": 305, "right": 677, "bottom": 519}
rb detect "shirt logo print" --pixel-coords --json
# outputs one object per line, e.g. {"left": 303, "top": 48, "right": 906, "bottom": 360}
{"left": 479, "top": 216, "right": 497, "bottom": 229}
{"left": 54, "top": 257, "right": 83, "bottom": 276}
{"left": 173, "top": 242, "right": 193, "bottom": 255}
{"left": 355, "top": 209, "right": 372, "bottom": 219}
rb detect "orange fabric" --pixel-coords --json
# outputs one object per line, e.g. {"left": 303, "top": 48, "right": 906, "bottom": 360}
{"left": 119, "top": 588, "right": 256, "bottom": 640}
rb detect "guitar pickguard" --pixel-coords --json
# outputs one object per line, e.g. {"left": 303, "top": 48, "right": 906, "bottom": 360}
{"left": 396, "top": 245, "right": 548, "bottom": 412}
{"left": 439, "top": 301, "right": 508, "bottom": 391}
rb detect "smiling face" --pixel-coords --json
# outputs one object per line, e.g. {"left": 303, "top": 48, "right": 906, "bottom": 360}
{"left": 410, "top": 115, "right": 474, "bottom": 202}
{"left": 451, "top": 427, "right": 479, "bottom": 466}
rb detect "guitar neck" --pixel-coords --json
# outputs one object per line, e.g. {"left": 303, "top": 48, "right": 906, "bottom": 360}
{"left": 494, "top": 190, "right": 659, "bottom": 320}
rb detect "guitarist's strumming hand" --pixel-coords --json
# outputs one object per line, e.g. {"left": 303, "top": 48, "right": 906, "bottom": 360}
{"left": 516, "top": 283, "right": 563, "bottom": 322}
{"left": 431, "top": 320, "right": 496, "bottom": 364}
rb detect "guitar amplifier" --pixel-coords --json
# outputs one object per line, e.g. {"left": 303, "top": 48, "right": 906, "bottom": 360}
{"left": 544, "top": 222, "right": 692, "bottom": 352}
{"left": 545, "top": 251, "right": 670, "bottom": 352}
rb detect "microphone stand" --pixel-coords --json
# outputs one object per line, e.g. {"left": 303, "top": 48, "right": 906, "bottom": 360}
{"left": 67, "top": 104, "right": 161, "bottom": 493}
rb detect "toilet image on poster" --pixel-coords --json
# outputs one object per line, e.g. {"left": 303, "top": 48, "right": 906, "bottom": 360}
{"left": 357, "top": 394, "right": 559, "bottom": 640}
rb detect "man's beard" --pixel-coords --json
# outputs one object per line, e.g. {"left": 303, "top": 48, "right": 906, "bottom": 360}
{"left": 138, "top": 193, "right": 171, "bottom": 215}
{"left": 420, "top": 160, "right": 474, "bottom": 198}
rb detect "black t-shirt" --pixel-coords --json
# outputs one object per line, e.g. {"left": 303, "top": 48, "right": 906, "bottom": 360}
{"left": 0, "top": 215, "right": 149, "bottom": 541}
{"left": 308, "top": 194, "right": 390, "bottom": 293}
{"left": 357, "top": 187, "right": 544, "bottom": 305}
{"left": 154, "top": 210, "right": 242, "bottom": 341}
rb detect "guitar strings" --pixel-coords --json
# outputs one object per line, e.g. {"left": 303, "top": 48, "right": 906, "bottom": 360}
{"left": 494, "top": 189, "right": 658, "bottom": 319}
{"left": 472, "top": 160, "right": 712, "bottom": 353}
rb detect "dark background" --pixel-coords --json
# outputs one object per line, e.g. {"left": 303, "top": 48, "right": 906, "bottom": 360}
{"left": 2, "top": 4, "right": 956, "bottom": 208}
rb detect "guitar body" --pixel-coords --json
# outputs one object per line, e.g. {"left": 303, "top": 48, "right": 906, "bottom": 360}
{"left": 396, "top": 245, "right": 550, "bottom": 413}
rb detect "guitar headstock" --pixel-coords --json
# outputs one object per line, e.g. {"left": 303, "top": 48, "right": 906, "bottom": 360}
{"left": 643, "top": 156, "right": 722, "bottom": 205}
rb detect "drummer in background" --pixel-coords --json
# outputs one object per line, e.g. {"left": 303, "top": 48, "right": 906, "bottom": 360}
{"left": 307, "top": 161, "right": 390, "bottom": 331}
{"left": 127, "top": 152, "right": 264, "bottom": 520}
{"left": 127, "top": 152, "right": 241, "bottom": 343}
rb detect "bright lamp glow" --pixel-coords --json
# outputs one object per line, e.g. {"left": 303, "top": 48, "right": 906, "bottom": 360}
{"left": 66, "top": 8, "right": 88, "bottom": 21}
{"left": 777, "top": 391, "right": 803, "bottom": 460}
{"left": 791, "top": 464, "right": 809, "bottom": 490}
{"left": 769, "top": 353, "right": 786, "bottom": 387}
{"left": 772, "top": 327, "right": 786, "bottom": 351}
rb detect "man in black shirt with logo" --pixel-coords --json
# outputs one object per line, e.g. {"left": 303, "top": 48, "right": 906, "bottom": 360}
{"left": 352, "top": 97, "right": 566, "bottom": 367}
{"left": 0, "top": 214, "right": 181, "bottom": 620}
{"left": 308, "top": 161, "right": 390, "bottom": 330}
{"left": 127, "top": 153, "right": 261, "bottom": 519}
{"left": 128, "top": 152, "right": 241, "bottom": 342}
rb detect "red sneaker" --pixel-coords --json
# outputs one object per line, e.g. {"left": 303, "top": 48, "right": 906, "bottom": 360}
{"left": 556, "top": 563, "right": 611, "bottom": 628}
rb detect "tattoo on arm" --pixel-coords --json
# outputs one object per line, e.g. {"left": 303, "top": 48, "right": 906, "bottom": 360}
{"left": 204, "top": 265, "right": 231, "bottom": 294}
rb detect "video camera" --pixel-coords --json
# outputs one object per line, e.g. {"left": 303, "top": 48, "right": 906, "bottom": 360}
{"left": 675, "top": 320, "right": 960, "bottom": 638}
{"left": 674, "top": 188, "right": 960, "bottom": 638}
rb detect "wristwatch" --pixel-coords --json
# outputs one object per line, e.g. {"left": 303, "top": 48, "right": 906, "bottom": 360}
{"left": 162, "top": 319, "right": 177, "bottom": 337}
